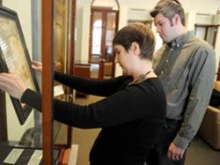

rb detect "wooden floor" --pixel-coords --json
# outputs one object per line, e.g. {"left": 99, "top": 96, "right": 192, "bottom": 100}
{"left": 55, "top": 95, "right": 220, "bottom": 165}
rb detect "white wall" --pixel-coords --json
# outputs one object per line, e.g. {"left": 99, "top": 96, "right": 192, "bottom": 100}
{"left": 75, "top": 0, "right": 91, "bottom": 63}
{"left": 126, "top": 0, "right": 220, "bottom": 14}
{"left": 3, "top": 0, "right": 34, "bottom": 141}
{"left": 75, "top": 0, "right": 220, "bottom": 76}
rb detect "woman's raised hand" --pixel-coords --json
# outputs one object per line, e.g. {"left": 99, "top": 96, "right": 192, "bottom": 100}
{"left": 32, "top": 61, "right": 42, "bottom": 74}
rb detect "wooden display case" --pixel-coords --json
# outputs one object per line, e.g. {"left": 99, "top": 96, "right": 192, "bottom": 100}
{"left": 0, "top": 0, "right": 76, "bottom": 164}
{"left": 42, "top": 0, "right": 76, "bottom": 164}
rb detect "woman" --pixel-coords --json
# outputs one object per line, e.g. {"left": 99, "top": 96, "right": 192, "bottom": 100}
{"left": 0, "top": 23, "right": 166, "bottom": 165}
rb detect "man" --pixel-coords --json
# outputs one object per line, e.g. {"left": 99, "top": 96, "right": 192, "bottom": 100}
{"left": 146, "top": 0, "right": 216, "bottom": 165}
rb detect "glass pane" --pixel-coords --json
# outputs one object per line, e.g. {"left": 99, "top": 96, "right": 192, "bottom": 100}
{"left": 103, "top": 12, "right": 116, "bottom": 79}
{"left": 91, "top": 12, "right": 102, "bottom": 62}
{"left": 91, "top": 11, "right": 103, "bottom": 79}
{"left": 0, "top": 2, "right": 46, "bottom": 164}
{"left": 105, "top": 12, "right": 116, "bottom": 62}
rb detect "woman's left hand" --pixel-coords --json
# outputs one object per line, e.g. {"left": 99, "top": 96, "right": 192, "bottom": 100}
{"left": 0, "top": 72, "right": 27, "bottom": 100}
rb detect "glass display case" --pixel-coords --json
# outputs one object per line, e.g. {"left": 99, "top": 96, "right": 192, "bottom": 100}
{"left": 0, "top": 0, "right": 76, "bottom": 164}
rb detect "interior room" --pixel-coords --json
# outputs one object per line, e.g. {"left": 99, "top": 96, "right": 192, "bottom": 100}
{"left": 0, "top": 0, "right": 220, "bottom": 164}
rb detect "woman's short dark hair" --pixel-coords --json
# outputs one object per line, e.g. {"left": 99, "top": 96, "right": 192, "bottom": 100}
{"left": 113, "top": 23, "right": 155, "bottom": 60}
{"left": 150, "top": 0, "right": 185, "bottom": 26}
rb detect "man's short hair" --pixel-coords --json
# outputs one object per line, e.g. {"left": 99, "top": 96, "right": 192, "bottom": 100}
{"left": 150, "top": 0, "right": 185, "bottom": 26}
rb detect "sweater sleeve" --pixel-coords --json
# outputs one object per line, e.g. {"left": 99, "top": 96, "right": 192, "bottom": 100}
{"left": 21, "top": 80, "right": 164, "bottom": 129}
{"left": 55, "top": 71, "right": 132, "bottom": 97}
{"left": 173, "top": 46, "right": 216, "bottom": 149}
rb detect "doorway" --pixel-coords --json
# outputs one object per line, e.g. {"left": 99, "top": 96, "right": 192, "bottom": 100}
{"left": 89, "top": 1, "right": 119, "bottom": 79}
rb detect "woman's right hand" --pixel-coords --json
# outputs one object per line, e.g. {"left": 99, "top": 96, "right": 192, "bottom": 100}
{"left": 32, "top": 61, "right": 42, "bottom": 74}
{"left": 0, "top": 72, "right": 27, "bottom": 100}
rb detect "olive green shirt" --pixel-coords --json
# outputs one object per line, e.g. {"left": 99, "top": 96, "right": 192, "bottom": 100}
{"left": 153, "top": 31, "right": 216, "bottom": 149}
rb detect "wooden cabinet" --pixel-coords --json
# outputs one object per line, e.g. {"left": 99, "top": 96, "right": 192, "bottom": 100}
{"left": 74, "top": 63, "right": 91, "bottom": 78}
{"left": 0, "top": 0, "right": 76, "bottom": 164}
{"left": 42, "top": 0, "right": 76, "bottom": 164}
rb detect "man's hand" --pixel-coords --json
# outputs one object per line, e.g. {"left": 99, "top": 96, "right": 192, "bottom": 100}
{"left": 167, "top": 142, "right": 185, "bottom": 161}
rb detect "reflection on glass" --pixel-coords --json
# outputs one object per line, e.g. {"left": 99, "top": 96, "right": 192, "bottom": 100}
{"left": 105, "top": 12, "right": 116, "bottom": 62}
{"left": 91, "top": 12, "right": 102, "bottom": 64}
{"left": 103, "top": 12, "right": 117, "bottom": 79}
{"left": 92, "top": 19, "right": 102, "bottom": 55}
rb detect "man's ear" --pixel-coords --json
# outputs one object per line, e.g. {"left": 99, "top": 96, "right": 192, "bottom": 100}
{"left": 173, "top": 14, "right": 181, "bottom": 25}
{"left": 131, "top": 42, "right": 141, "bottom": 55}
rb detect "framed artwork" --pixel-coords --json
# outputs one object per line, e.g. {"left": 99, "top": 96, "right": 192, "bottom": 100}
{"left": 0, "top": 6, "right": 40, "bottom": 125}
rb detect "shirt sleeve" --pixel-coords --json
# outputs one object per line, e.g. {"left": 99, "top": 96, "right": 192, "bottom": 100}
{"left": 54, "top": 71, "right": 132, "bottom": 97}
{"left": 173, "top": 46, "right": 216, "bottom": 149}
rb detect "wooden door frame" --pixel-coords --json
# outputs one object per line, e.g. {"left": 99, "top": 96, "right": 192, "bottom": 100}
{"left": 89, "top": 7, "right": 119, "bottom": 79}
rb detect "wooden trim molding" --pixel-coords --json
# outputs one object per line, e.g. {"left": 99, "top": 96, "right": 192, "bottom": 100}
{"left": 67, "top": 0, "right": 76, "bottom": 147}
{"left": 42, "top": 0, "right": 53, "bottom": 164}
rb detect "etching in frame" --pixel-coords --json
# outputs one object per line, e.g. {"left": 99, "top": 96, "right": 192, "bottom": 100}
{"left": 0, "top": 6, "right": 40, "bottom": 125}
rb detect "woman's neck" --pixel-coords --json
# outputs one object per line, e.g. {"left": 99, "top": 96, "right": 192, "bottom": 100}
{"left": 132, "top": 61, "right": 157, "bottom": 83}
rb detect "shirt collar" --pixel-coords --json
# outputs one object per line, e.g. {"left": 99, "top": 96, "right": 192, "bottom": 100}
{"left": 167, "top": 31, "right": 193, "bottom": 48}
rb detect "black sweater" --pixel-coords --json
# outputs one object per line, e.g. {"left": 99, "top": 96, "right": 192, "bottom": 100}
{"left": 21, "top": 72, "right": 166, "bottom": 165}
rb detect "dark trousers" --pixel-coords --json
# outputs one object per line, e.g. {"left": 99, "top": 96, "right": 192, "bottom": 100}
{"left": 146, "top": 119, "right": 187, "bottom": 165}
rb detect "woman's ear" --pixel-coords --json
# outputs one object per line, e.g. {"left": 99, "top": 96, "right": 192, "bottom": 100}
{"left": 130, "top": 42, "right": 141, "bottom": 55}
